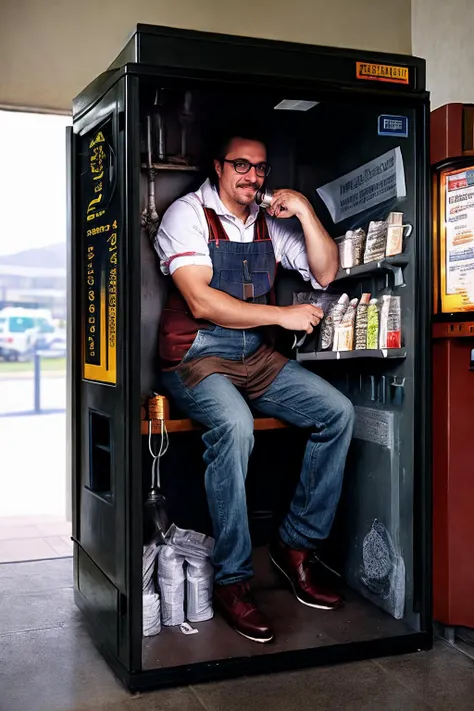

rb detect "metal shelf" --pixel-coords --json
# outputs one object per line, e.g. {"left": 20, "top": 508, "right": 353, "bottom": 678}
{"left": 141, "top": 163, "right": 200, "bottom": 171}
{"left": 334, "top": 255, "right": 410, "bottom": 286}
{"left": 296, "top": 348, "right": 407, "bottom": 362}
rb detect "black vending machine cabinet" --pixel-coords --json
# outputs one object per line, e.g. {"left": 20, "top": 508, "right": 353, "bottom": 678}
{"left": 68, "top": 24, "right": 432, "bottom": 691}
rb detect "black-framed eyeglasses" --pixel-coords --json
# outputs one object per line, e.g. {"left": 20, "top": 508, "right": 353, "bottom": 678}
{"left": 223, "top": 159, "right": 272, "bottom": 178}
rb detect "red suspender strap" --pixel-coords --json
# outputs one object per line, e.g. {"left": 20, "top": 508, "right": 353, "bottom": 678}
{"left": 203, "top": 205, "right": 270, "bottom": 243}
{"left": 255, "top": 210, "right": 271, "bottom": 241}
{"left": 203, "top": 207, "right": 229, "bottom": 246}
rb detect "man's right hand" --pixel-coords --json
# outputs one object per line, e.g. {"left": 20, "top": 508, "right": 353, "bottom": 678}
{"left": 276, "top": 304, "right": 324, "bottom": 334}
{"left": 172, "top": 265, "right": 326, "bottom": 332}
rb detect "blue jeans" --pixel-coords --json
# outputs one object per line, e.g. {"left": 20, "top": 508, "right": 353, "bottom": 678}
{"left": 161, "top": 327, "right": 355, "bottom": 586}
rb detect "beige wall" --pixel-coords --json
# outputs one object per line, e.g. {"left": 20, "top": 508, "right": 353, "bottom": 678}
{"left": 0, "top": 0, "right": 412, "bottom": 112}
{"left": 412, "top": 0, "right": 474, "bottom": 109}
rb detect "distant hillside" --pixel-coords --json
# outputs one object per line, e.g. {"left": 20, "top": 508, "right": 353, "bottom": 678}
{"left": 0, "top": 243, "right": 66, "bottom": 269}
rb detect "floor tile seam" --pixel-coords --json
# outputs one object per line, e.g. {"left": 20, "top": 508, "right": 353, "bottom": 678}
{"left": 372, "top": 657, "right": 438, "bottom": 709}
{"left": 0, "top": 534, "right": 72, "bottom": 542}
{"left": 0, "top": 586, "right": 73, "bottom": 596}
{"left": 0, "top": 590, "right": 73, "bottom": 601}
{"left": 433, "top": 634, "right": 474, "bottom": 665}
{"left": 449, "top": 642, "right": 474, "bottom": 663}
{"left": 1, "top": 570, "right": 73, "bottom": 579}
{"left": 0, "top": 621, "right": 80, "bottom": 638}
{"left": 0, "top": 558, "right": 72, "bottom": 565}
{"left": 41, "top": 537, "right": 71, "bottom": 555}
{"left": 189, "top": 685, "right": 214, "bottom": 711}
{"left": 0, "top": 555, "right": 72, "bottom": 565}
{"left": 186, "top": 638, "right": 351, "bottom": 706}
{"left": 189, "top": 658, "right": 437, "bottom": 711}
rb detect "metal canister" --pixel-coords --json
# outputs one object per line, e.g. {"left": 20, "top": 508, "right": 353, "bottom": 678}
{"left": 148, "top": 393, "right": 169, "bottom": 421}
{"left": 255, "top": 187, "right": 274, "bottom": 209}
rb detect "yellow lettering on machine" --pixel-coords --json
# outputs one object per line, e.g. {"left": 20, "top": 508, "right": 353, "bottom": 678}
{"left": 356, "top": 62, "right": 409, "bottom": 85}
{"left": 89, "top": 131, "right": 105, "bottom": 148}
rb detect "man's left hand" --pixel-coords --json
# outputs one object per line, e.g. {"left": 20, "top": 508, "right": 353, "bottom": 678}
{"left": 266, "top": 189, "right": 311, "bottom": 220}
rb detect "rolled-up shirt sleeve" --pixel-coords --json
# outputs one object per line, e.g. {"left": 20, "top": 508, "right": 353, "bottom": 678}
{"left": 153, "top": 198, "right": 212, "bottom": 276}
{"left": 267, "top": 215, "right": 325, "bottom": 290}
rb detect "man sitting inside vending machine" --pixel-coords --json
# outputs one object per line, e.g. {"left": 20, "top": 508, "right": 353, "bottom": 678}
{"left": 154, "top": 126, "right": 354, "bottom": 644}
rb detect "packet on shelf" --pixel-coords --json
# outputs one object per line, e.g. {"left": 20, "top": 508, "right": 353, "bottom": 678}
{"left": 354, "top": 293, "right": 371, "bottom": 350}
{"left": 363, "top": 220, "right": 388, "bottom": 263}
{"left": 333, "top": 297, "right": 359, "bottom": 351}
{"left": 386, "top": 212, "right": 404, "bottom": 257}
{"left": 379, "top": 294, "right": 402, "bottom": 348}
{"left": 320, "top": 294, "right": 350, "bottom": 350}
{"left": 335, "top": 228, "right": 366, "bottom": 269}
{"left": 367, "top": 299, "right": 380, "bottom": 349}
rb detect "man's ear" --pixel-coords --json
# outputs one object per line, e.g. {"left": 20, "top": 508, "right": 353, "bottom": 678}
{"left": 214, "top": 159, "right": 223, "bottom": 181}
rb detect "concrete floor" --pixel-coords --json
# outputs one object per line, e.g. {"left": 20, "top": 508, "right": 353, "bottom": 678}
{"left": 1, "top": 558, "right": 474, "bottom": 711}
{"left": 0, "top": 515, "right": 72, "bottom": 563}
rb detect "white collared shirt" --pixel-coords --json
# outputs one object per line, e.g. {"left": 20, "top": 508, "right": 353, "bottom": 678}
{"left": 154, "top": 178, "right": 323, "bottom": 289}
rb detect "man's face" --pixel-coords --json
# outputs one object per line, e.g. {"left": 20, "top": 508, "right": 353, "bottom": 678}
{"left": 214, "top": 137, "right": 267, "bottom": 207}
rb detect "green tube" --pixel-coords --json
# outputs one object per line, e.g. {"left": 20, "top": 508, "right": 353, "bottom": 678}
{"left": 367, "top": 298, "right": 379, "bottom": 350}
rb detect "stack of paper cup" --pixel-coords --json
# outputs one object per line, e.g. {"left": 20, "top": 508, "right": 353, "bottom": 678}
{"left": 157, "top": 544, "right": 186, "bottom": 626}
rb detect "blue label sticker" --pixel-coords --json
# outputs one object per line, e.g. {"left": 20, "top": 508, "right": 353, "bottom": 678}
{"left": 378, "top": 114, "right": 408, "bottom": 138}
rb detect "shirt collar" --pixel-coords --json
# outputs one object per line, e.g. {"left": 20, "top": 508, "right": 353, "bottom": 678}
{"left": 199, "top": 178, "right": 260, "bottom": 225}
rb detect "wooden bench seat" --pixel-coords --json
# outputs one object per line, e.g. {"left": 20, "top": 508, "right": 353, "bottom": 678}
{"left": 141, "top": 416, "right": 288, "bottom": 435}
{"left": 140, "top": 404, "right": 288, "bottom": 434}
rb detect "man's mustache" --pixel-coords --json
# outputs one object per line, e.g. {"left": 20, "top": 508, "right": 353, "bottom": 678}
{"left": 237, "top": 182, "right": 260, "bottom": 190}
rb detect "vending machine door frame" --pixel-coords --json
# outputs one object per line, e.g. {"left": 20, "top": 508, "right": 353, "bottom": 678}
{"left": 69, "top": 74, "right": 143, "bottom": 674}
{"left": 69, "top": 25, "right": 433, "bottom": 691}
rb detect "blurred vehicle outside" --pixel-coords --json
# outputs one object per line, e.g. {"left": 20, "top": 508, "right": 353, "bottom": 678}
{"left": 0, "top": 306, "right": 66, "bottom": 361}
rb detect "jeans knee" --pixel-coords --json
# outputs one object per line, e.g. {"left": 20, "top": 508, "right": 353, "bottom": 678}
{"left": 336, "top": 395, "right": 355, "bottom": 432}
{"left": 204, "top": 411, "right": 255, "bottom": 454}
{"left": 228, "top": 415, "right": 255, "bottom": 448}
{"left": 207, "top": 412, "right": 254, "bottom": 449}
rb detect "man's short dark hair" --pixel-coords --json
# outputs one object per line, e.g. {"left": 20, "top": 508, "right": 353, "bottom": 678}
{"left": 208, "top": 122, "right": 268, "bottom": 186}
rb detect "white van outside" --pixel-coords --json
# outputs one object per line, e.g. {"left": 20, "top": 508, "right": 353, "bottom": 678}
{"left": 0, "top": 307, "right": 59, "bottom": 361}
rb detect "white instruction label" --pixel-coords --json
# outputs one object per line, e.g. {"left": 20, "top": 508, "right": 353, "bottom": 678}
{"left": 317, "top": 147, "right": 406, "bottom": 224}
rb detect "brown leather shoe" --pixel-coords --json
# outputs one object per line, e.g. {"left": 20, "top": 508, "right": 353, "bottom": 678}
{"left": 213, "top": 581, "right": 274, "bottom": 643}
{"left": 270, "top": 539, "right": 344, "bottom": 610}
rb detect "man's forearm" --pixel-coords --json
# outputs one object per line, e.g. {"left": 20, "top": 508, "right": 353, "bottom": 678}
{"left": 298, "top": 210, "right": 339, "bottom": 287}
{"left": 267, "top": 189, "right": 339, "bottom": 287}
{"left": 191, "top": 285, "right": 282, "bottom": 329}
{"left": 173, "top": 265, "right": 324, "bottom": 333}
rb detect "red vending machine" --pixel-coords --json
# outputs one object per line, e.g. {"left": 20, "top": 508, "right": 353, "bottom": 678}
{"left": 431, "top": 103, "right": 474, "bottom": 637}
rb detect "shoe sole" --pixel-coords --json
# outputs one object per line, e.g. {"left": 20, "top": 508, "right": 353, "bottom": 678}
{"left": 214, "top": 603, "right": 274, "bottom": 644}
{"left": 270, "top": 554, "right": 342, "bottom": 611}
{"left": 235, "top": 628, "right": 274, "bottom": 644}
